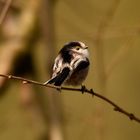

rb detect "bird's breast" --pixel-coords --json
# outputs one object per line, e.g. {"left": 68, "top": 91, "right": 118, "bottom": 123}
{"left": 65, "top": 66, "right": 89, "bottom": 86}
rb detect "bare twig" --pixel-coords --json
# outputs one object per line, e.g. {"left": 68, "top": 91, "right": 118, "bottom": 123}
{"left": 0, "top": 74, "right": 140, "bottom": 124}
{"left": 105, "top": 38, "right": 134, "bottom": 78}
{"left": 0, "top": 0, "right": 13, "bottom": 25}
{"left": 0, "top": 0, "right": 40, "bottom": 87}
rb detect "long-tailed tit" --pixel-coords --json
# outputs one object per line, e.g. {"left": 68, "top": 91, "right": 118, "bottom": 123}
{"left": 44, "top": 41, "right": 90, "bottom": 86}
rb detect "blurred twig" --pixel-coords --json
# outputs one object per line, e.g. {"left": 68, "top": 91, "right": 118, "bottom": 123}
{"left": 39, "top": 0, "right": 64, "bottom": 140}
{"left": 93, "top": 1, "right": 121, "bottom": 139}
{"left": 95, "top": 0, "right": 121, "bottom": 81}
{"left": 106, "top": 37, "right": 134, "bottom": 78}
{"left": 0, "top": 0, "right": 13, "bottom": 26}
{"left": 0, "top": 0, "right": 39, "bottom": 87}
{"left": 0, "top": 74, "right": 140, "bottom": 124}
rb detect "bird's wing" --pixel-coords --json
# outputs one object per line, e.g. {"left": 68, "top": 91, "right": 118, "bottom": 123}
{"left": 44, "top": 55, "right": 72, "bottom": 86}
{"left": 52, "top": 55, "right": 62, "bottom": 77}
{"left": 45, "top": 67, "right": 70, "bottom": 86}
{"left": 73, "top": 58, "right": 90, "bottom": 72}
{"left": 71, "top": 57, "right": 90, "bottom": 71}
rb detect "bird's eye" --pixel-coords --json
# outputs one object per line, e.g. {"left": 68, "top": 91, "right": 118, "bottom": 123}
{"left": 75, "top": 46, "right": 80, "bottom": 50}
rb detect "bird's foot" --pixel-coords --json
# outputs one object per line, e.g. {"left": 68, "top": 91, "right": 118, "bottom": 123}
{"left": 81, "top": 85, "right": 86, "bottom": 94}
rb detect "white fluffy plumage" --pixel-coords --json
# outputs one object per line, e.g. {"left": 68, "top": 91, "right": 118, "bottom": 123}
{"left": 44, "top": 41, "right": 90, "bottom": 86}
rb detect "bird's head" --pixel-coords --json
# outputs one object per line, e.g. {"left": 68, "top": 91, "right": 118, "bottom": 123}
{"left": 60, "top": 41, "right": 89, "bottom": 58}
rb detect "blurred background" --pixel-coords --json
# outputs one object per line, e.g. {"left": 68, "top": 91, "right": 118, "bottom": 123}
{"left": 0, "top": 0, "right": 140, "bottom": 140}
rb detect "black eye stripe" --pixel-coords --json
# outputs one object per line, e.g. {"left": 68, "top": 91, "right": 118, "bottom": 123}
{"left": 75, "top": 46, "right": 80, "bottom": 50}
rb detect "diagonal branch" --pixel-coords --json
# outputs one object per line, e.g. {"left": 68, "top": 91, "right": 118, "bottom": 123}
{"left": 0, "top": 74, "right": 140, "bottom": 124}
{"left": 0, "top": 0, "right": 13, "bottom": 25}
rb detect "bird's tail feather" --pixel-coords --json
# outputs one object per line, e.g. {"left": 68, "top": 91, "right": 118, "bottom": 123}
{"left": 44, "top": 67, "right": 70, "bottom": 86}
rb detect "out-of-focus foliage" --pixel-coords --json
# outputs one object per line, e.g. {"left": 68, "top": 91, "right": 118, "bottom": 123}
{"left": 0, "top": 0, "right": 140, "bottom": 140}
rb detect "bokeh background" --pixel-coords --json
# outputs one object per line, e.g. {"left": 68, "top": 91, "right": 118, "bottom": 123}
{"left": 0, "top": 0, "right": 140, "bottom": 140}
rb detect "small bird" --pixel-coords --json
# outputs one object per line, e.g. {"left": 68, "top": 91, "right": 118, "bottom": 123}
{"left": 44, "top": 41, "right": 90, "bottom": 86}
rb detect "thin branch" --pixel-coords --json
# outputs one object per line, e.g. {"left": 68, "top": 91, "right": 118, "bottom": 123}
{"left": 0, "top": 74, "right": 140, "bottom": 124}
{"left": 0, "top": 0, "right": 13, "bottom": 25}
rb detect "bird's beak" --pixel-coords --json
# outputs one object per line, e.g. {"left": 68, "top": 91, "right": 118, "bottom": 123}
{"left": 85, "top": 46, "right": 88, "bottom": 49}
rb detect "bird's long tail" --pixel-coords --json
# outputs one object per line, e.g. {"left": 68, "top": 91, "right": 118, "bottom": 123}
{"left": 44, "top": 67, "right": 70, "bottom": 86}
